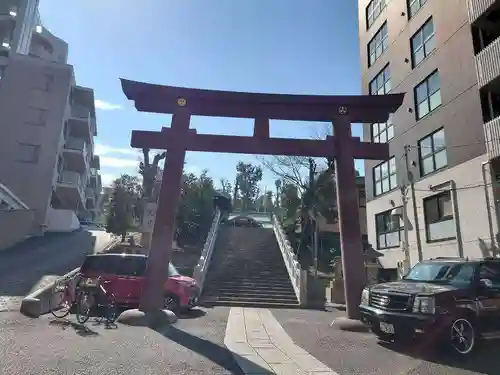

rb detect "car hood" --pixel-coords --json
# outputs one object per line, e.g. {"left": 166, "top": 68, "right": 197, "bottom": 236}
{"left": 170, "top": 275, "right": 197, "bottom": 286}
{"left": 371, "top": 281, "right": 459, "bottom": 295}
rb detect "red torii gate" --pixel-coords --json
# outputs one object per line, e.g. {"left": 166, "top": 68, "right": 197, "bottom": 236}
{"left": 121, "top": 78, "right": 404, "bottom": 319}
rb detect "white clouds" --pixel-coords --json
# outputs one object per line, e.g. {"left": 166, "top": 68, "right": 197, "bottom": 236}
{"left": 99, "top": 156, "right": 138, "bottom": 168}
{"left": 95, "top": 143, "right": 136, "bottom": 156}
{"left": 100, "top": 173, "right": 116, "bottom": 187}
{"left": 94, "top": 99, "right": 122, "bottom": 110}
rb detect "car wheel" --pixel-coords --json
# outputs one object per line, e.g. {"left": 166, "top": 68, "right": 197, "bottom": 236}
{"left": 164, "top": 293, "right": 180, "bottom": 311}
{"left": 449, "top": 317, "right": 476, "bottom": 355}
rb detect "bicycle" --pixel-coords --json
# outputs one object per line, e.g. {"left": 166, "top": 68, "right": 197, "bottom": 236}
{"left": 49, "top": 272, "right": 83, "bottom": 319}
{"left": 75, "top": 276, "right": 117, "bottom": 324}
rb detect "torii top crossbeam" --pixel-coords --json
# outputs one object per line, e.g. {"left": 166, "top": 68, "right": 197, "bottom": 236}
{"left": 121, "top": 79, "right": 403, "bottom": 123}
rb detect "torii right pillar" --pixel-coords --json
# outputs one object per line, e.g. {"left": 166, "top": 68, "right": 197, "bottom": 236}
{"left": 333, "top": 114, "right": 366, "bottom": 320}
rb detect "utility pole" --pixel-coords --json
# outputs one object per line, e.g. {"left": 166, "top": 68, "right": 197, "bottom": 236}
{"left": 400, "top": 183, "right": 411, "bottom": 276}
{"left": 403, "top": 144, "right": 423, "bottom": 262}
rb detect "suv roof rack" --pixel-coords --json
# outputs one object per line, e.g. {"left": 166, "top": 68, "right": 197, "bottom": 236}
{"left": 429, "top": 256, "right": 467, "bottom": 260}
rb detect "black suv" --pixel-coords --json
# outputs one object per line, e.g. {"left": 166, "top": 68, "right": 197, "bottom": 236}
{"left": 360, "top": 257, "right": 500, "bottom": 355}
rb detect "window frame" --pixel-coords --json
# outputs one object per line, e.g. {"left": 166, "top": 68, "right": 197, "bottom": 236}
{"left": 410, "top": 17, "right": 435, "bottom": 68}
{"left": 369, "top": 64, "right": 391, "bottom": 95}
{"left": 418, "top": 127, "right": 447, "bottom": 176}
{"left": 366, "top": 0, "right": 386, "bottom": 29}
{"left": 423, "top": 191, "right": 456, "bottom": 243}
{"left": 373, "top": 157, "right": 397, "bottom": 196}
{"left": 371, "top": 114, "right": 394, "bottom": 143}
{"left": 414, "top": 70, "right": 441, "bottom": 120}
{"left": 25, "top": 107, "right": 47, "bottom": 127}
{"left": 368, "top": 22, "right": 389, "bottom": 67}
{"left": 375, "top": 209, "right": 403, "bottom": 250}
{"left": 16, "top": 142, "right": 41, "bottom": 163}
{"left": 407, "top": 0, "right": 428, "bottom": 19}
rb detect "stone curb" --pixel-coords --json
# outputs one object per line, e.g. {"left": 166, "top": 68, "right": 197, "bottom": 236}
{"left": 20, "top": 235, "right": 122, "bottom": 318}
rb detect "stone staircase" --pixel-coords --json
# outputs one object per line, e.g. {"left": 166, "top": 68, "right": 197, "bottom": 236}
{"left": 201, "top": 226, "right": 300, "bottom": 308}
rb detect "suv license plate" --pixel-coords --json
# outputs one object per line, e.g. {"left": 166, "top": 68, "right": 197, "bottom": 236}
{"left": 380, "top": 322, "right": 394, "bottom": 334}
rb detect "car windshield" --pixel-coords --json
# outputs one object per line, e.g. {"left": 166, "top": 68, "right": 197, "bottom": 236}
{"left": 404, "top": 262, "right": 475, "bottom": 286}
{"left": 168, "top": 263, "right": 180, "bottom": 276}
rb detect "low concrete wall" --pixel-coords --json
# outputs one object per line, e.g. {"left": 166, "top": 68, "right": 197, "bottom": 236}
{"left": 0, "top": 209, "right": 35, "bottom": 251}
{"left": 45, "top": 208, "right": 80, "bottom": 232}
{"left": 20, "top": 234, "right": 121, "bottom": 318}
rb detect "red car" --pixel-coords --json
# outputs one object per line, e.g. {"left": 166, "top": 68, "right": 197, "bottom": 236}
{"left": 79, "top": 253, "right": 200, "bottom": 311}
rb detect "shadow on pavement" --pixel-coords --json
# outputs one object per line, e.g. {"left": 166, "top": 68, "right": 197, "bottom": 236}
{"left": 48, "top": 317, "right": 99, "bottom": 337}
{"left": 379, "top": 337, "right": 500, "bottom": 375}
{"left": 153, "top": 325, "right": 253, "bottom": 375}
{"left": 0, "top": 231, "right": 97, "bottom": 297}
{"left": 176, "top": 308, "right": 207, "bottom": 320}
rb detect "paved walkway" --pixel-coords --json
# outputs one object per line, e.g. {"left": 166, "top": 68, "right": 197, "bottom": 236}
{"left": 225, "top": 307, "right": 338, "bottom": 375}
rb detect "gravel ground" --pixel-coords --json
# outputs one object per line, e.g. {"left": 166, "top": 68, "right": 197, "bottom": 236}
{"left": 0, "top": 307, "right": 243, "bottom": 375}
{"left": 271, "top": 308, "right": 500, "bottom": 375}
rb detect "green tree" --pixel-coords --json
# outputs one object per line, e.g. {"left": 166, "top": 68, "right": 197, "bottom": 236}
{"left": 218, "top": 178, "right": 233, "bottom": 197}
{"left": 175, "top": 169, "right": 216, "bottom": 245}
{"left": 106, "top": 174, "right": 142, "bottom": 241}
{"left": 281, "top": 183, "right": 301, "bottom": 220}
{"left": 235, "top": 162, "right": 263, "bottom": 211}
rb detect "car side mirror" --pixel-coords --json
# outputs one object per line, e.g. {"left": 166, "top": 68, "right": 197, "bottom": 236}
{"left": 479, "top": 278, "right": 494, "bottom": 289}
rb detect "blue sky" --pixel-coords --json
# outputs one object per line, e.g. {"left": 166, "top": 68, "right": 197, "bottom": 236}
{"left": 39, "top": 0, "right": 364, "bottom": 190}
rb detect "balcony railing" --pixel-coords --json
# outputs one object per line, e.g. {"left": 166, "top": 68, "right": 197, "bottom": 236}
{"left": 58, "top": 170, "right": 85, "bottom": 203}
{"left": 475, "top": 35, "right": 500, "bottom": 88}
{"left": 467, "top": 0, "right": 496, "bottom": 23}
{"left": 485, "top": 116, "right": 500, "bottom": 159}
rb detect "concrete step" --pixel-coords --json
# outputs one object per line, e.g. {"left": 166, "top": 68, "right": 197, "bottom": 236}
{"left": 210, "top": 281, "right": 293, "bottom": 289}
{"left": 202, "top": 295, "right": 299, "bottom": 306}
{"left": 205, "top": 285, "right": 296, "bottom": 293}
{"left": 200, "top": 299, "right": 301, "bottom": 309}
{"left": 204, "top": 289, "right": 297, "bottom": 301}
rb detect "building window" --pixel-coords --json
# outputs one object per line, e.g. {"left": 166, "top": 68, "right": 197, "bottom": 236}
{"left": 25, "top": 107, "right": 47, "bottom": 126}
{"left": 408, "top": 0, "right": 427, "bottom": 18}
{"left": 370, "top": 65, "right": 391, "bottom": 95}
{"left": 423, "top": 191, "right": 455, "bottom": 242}
{"left": 410, "top": 18, "right": 435, "bottom": 67}
{"left": 33, "top": 74, "right": 54, "bottom": 92}
{"left": 373, "top": 157, "right": 397, "bottom": 196}
{"left": 418, "top": 128, "right": 447, "bottom": 176}
{"left": 366, "top": 0, "right": 386, "bottom": 29}
{"left": 375, "top": 209, "right": 403, "bottom": 249}
{"left": 368, "top": 22, "right": 388, "bottom": 67}
{"left": 16, "top": 143, "right": 40, "bottom": 163}
{"left": 415, "top": 70, "right": 441, "bottom": 119}
{"left": 371, "top": 114, "right": 394, "bottom": 143}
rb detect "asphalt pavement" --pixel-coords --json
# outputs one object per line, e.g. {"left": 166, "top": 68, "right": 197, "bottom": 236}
{"left": 0, "top": 229, "right": 115, "bottom": 312}
{"left": 0, "top": 307, "right": 243, "bottom": 375}
{"left": 272, "top": 308, "right": 500, "bottom": 375}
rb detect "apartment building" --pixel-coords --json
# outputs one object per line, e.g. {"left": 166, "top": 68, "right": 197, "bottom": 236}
{"left": 0, "top": 0, "right": 102, "bottom": 237}
{"left": 358, "top": 0, "right": 500, "bottom": 275}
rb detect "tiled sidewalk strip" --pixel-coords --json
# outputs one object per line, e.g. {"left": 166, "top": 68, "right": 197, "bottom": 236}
{"left": 224, "top": 307, "right": 339, "bottom": 375}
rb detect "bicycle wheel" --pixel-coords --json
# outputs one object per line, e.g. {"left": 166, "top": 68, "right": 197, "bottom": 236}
{"left": 50, "top": 281, "right": 71, "bottom": 319}
{"left": 104, "top": 293, "right": 118, "bottom": 323}
{"left": 76, "top": 291, "right": 92, "bottom": 324}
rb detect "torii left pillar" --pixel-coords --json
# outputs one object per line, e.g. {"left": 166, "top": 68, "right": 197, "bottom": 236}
{"left": 139, "top": 109, "right": 190, "bottom": 312}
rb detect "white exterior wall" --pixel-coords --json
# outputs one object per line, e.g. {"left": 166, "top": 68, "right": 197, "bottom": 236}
{"left": 367, "top": 154, "right": 499, "bottom": 269}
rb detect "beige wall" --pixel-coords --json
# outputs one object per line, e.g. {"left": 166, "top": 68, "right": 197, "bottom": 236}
{"left": 367, "top": 154, "right": 498, "bottom": 269}
{"left": 0, "top": 209, "right": 35, "bottom": 250}
{"left": 0, "top": 53, "right": 73, "bottom": 232}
